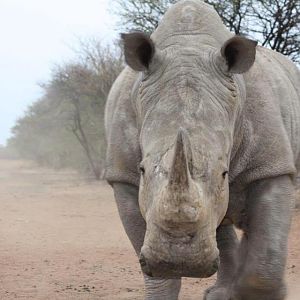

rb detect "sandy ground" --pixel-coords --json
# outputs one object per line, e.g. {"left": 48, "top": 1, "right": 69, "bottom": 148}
{"left": 0, "top": 159, "right": 299, "bottom": 300}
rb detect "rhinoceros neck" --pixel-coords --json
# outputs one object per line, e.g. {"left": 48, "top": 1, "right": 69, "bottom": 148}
{"left": 152, "top": 0, "right": 232, "bottom": 50}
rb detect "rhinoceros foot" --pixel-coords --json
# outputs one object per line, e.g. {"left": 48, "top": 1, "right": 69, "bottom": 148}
{"left": 203, "top": 285, "right": 230, "bottom": 300}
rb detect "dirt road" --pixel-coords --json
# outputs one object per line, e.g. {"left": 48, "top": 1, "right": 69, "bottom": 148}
{"left": 0, "top": 160, "right": 299, "bottom": 299}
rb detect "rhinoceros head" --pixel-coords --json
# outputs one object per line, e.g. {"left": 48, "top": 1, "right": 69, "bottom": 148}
{"left": 122, "top": 32, "right": 256, "bottom": 278}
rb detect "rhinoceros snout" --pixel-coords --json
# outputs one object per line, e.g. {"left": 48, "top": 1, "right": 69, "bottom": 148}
{"left": 139, "top": 239, "right": 219, "bottom": 278}
{"left": 139, "top": 250, "right": 219, "bottom": 278}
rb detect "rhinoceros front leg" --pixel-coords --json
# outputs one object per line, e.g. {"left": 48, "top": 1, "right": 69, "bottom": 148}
{"left": 112, "top": 182, "right": 181, "bottom": 300}
{"left": 204, "top": 224, "right": 239, "bottom": 300}
{"left": 230, "top": 175, "right": 294, "bottom": 300}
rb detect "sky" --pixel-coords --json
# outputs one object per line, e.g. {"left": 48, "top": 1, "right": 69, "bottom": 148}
{"left": 0, "top": 0, "right": 118, "bottom": 145}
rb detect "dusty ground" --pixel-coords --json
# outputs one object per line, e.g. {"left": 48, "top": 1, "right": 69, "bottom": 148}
{"left": 0, "top": 159, "right": 299, "bottom": 299}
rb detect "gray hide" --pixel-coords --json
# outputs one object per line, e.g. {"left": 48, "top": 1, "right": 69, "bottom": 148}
{"left": 105, "top": 0, "right": 300, "bottom": 299}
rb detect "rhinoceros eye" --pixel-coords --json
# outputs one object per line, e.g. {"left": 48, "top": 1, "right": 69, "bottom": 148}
{"left": 139, "top": 165, "right": 145, "bottom": 175}
{"left": 222, "top": 171, "right": 228, "bottom": 179}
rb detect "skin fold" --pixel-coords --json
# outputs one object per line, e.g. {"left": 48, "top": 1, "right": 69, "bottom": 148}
{"left": 105, "top": 0, "right": 300, "bottom": 299}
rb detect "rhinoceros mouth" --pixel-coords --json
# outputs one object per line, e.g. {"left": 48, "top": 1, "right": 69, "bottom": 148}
{"left": 139, "top": 248, "right": 219, "bottom": 278}
{"left": 140, "top": 227, "right": 219, "bottom": 278}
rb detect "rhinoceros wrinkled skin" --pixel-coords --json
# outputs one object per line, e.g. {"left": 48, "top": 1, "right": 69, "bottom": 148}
{"left": 104, "top": 0, "right": 300, "bottom": 299}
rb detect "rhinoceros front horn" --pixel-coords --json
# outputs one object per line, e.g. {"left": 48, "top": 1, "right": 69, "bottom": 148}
{"left": 169, "top": 128, "right": 192, "bottom": 188}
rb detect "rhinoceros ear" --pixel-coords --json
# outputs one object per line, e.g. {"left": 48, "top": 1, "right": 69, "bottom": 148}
{"left": 121, "top": 32, "right": 155, "bottom": 71}
{"left": 221, "top": 36, "right": 257, "bottom": 74}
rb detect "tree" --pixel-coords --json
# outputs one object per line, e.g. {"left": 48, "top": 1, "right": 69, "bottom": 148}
{"left": 49, "top": 64, "right": 105, "bottom": 179}
{"left": 250, "top": 0, "right": 300, "bottom": 62}
{"left": 116, "top": 0, "right": 300, "bottom": 63}
{"left": 9, "top": 40, "right": 123, "bottom": 179}
{"left": 207, "top": 0, "right": 300, "bottom": 63}
{"left": 205, "top": 0, "right": 253, "bottom": 35}
{"left": 115, "top": 0, "right": 177, "bottom": 33}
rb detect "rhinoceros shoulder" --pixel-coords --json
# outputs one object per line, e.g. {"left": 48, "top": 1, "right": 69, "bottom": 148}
{"left": 230, "top": 46, "right": 300, "bottom": 185}
{"left": 104, "top": 67, "right": 141, "bottom": 186}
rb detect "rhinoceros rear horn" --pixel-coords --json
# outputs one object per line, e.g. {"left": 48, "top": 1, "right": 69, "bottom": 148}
{"left": 169, "top": 128, "right": 191, "bottom": 188}
{"left": 121, "top": 32, "right": 155, "bottom": 71}
{"left": 221, "top": 36, "right": 257, "bottom": 74}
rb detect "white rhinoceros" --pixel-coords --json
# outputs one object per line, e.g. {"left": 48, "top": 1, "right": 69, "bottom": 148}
{"left": 104, "top": 0, "right": 300, "bottom": 299}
